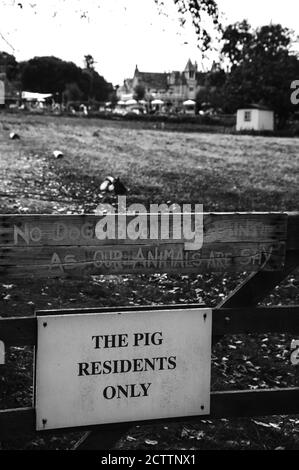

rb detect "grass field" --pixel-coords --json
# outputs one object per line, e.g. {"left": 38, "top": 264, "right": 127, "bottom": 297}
{"left": 1, "top": 113, "right": 298, "bottom": 213}
{"left": 0, "top": 112, "right": 299, "bottom": 450}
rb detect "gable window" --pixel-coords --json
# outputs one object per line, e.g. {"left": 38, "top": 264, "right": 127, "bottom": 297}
{"left": 189, "top": 71, "right": 194, "bottom": 79}
{"left": 244, "top": 111, "right": 252, "bottom": 122}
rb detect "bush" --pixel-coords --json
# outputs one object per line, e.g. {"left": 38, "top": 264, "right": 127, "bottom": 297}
{"left": 86, "top": 111, "right": 236, "bottom": 127}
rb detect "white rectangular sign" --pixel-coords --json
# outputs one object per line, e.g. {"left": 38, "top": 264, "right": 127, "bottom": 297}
{"left": 35, "top": 308, "right": 212, "bottom": 430}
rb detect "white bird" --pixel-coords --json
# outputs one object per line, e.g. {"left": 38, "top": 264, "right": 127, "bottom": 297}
{"left": 53, "top": 150, "right": 64, "bottom": 159}
{"left": 9, "top": 132, "right": 20, "bottom": 140}
{"left": 100, "top": 176, "right": 114, "bottom": 192}
{"left": 100, "top": 176, "right": 127, "bottom": 195}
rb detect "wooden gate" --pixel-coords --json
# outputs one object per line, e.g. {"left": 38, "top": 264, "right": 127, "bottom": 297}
{"left": 0, "top": 211, "right": 299, "bottom": 449}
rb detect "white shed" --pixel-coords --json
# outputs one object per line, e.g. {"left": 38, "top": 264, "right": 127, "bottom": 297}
{"left": 236, "top": 105, "right": 274, "bottom": 132}
{"left": 0, "top": 80, "right": 4, "bottom": 105}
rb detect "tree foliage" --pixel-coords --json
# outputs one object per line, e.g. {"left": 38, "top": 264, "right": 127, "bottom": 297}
{"left": 221, "top": 22, "right": 299, "bottom": 126}
{"left": 20, "top": 55, "right": 112, "bottom": 102}
{"left": 221, "top": 20, "right": 252, "bottom": 67}
{"left": 0, "top": 51, "right": 19, "bottom": 80}
{"left": 21, "top": 56, "right": 81, "bottom": 94}
{"left": 195, "top": 67, "right": 226, "bottom": 112}
{"left": 63, "top": 82, "right": 83, "bottom": 103}
{"left": 222, "top": 22, "right": 295, "bottom": 68}
{"left": 155, "top": 0, "right": 220, "bottom": 49}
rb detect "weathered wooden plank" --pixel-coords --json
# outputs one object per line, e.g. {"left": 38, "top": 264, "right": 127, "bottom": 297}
{"left": 0, "top": 241, "right": 286, "bottom": 278}
{"left": 0, "top": 242, "right": 285, "bottom": 266}
{"left": 210, "top": 387, "right": 299, "bottom": 418}
{"left": 2, "top": 306, "right": 299, "bottom": 347}
{"left": 0, "top": 213, "right": 288, "bottom": 247}
{"left": 35, "top": 303, "right": 206, "bottom": 316}
{"left": 204, "top": 213, "right": 287, "bottom": 245}
{"left": 2, "top": 388, "right": 299, "bottom": 438}
{"left": 0, "top": 212, "right": 290, "bottom": 278}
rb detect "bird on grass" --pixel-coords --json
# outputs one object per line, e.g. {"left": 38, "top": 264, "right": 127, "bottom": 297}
{"left": 9, "top": 132, "right": 20, "bottom": 140}
{"left": 100, "top": 176, "right": 127, "bottom": 195}
{"left": 53, "top": 150, "right": 64, "bottom": 159}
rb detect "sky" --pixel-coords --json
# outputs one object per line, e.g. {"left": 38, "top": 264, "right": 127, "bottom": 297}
{"left": 0, "top": 0, "right": 299, "bottom": 86}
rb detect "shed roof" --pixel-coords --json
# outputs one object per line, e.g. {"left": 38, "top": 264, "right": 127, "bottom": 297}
{"left": 238, "top": 103, "right": 273, "bottom": 111}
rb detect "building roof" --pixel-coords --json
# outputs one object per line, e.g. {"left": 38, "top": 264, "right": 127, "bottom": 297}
{"left": 125, "top": 78, "right": 133, "bottom": 88}
{"left": 135, "top": 71, "right": 168, "bottom": 90}
{"left": 129, "top": 60, "right": 207, "bottom": 93}
{"left": 168, "top": 70, "right": 187, "bottom": 85}
{"left": 239, "top": 103, "right": 273, "bottom": 111}
{"left": 184, "top": 59, "right": 197, "bottom": 72}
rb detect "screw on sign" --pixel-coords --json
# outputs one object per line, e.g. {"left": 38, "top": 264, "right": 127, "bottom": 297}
{"left": 290, "top": 340, "right": 299, "bottom": 365}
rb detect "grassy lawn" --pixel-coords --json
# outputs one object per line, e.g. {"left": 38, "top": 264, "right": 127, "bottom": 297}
{"left": 1, "top": 113, "right": 298, "bottom": 213}
{"left": 0, "top": 112, "right": 299, "bottom": 450}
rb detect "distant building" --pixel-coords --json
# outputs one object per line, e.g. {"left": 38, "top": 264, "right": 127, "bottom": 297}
{"left": 236, "top": 105, "right": 274, "bottom": 132}
{"left": 0, "top": 73, "right": 5, "bottom": 105}
{"left": 117, "top": 59, "right": 206, "bottom": 109}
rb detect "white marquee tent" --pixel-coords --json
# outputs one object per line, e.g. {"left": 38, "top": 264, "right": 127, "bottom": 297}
{"left": 183, "top": 99, "right": 196, "bottom": 106}
{"left": 22, "top": 91, "right": 53, "bottom": 102}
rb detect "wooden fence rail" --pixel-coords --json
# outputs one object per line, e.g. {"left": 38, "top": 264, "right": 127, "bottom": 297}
{"left": 3, "top": 388, "right": 299, "bottom": 440}
{"left": 2, "top": 306, "right": 299, "bottom": 347}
